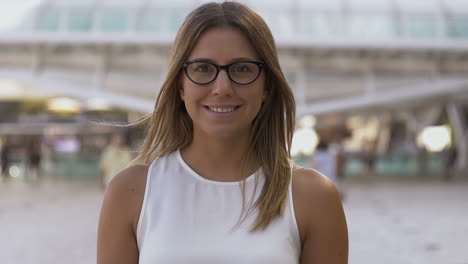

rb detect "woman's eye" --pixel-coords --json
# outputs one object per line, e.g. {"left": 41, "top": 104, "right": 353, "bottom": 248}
{"left": 233, "top": 64, "right": 252, "bottom": 72}
{"left": 194, "top": 64, "right": 212, "bottom": 72}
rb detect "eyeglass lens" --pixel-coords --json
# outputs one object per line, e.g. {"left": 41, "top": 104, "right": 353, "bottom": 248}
{"left": 185, "top": 62, "right": 260, "bottom": 85}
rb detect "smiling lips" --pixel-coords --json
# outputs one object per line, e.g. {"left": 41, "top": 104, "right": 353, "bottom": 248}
{"left": 205, "top": 105, "right": 241, "bottom": 113}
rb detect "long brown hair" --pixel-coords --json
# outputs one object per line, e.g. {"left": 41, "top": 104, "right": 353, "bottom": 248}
{"left": 133, "top": 1, "right": 296, "bottom": 231}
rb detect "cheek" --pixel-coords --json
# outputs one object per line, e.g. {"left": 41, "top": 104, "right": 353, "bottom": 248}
{"left": 245, "top": 88, "right": 265, "bottom": 116}
{"left": 181, "top": 81, "right": 198, "bottom": 102}
{"left": 181, "top": 75, "right": 203, "bottom": 99}
{"left": 180, "top": 84, "right": 206, "bottom": 118}
{"left": 252, "top": 80, "right": 266, "bottom": 105}
{"left": 180, "top": 78, "right": 190, "bottom": 98}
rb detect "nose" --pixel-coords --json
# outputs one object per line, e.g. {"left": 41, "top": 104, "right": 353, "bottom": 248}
{"left": 212, "top": 69, "right": 234, "bottom": 96}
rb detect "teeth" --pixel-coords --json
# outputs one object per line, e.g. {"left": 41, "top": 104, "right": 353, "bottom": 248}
{"left": 208, "top": 106, "right": 236, "bottom": 113}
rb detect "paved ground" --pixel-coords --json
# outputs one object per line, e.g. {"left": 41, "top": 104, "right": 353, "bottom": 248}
{"left": 344, "top": 180, "right": 468, "bottom": 264}
{"left": 0, "top": 176, "right": 467, "bottom": 264}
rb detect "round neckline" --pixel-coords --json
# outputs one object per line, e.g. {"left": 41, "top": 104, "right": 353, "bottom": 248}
{"left": 176, "top": 149, "right": 260, "bottom": 186}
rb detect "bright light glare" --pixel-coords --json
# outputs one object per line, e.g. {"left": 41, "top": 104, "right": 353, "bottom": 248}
{"left": 0, "top": 79, "right": 52, "bottom": 99}
{"left": 347, "top": 116, "right": 365, "bottom": 129}
{"left": 417, "top": 125, "right": 451, "bottom": 152}
{"left": 86, "top": 98, "right": 112, "bottom": 111}
{"left": 291, "top": 128, "right": 318, "bottom": 156}
{"left": 47, "top": 97, "right": 82, "bottom": 113}
{"left": 0, "top": 80, "right": 24, "bottom": 98}
{"left": 9, "top": 166, "right": 20, "bottom": 178}
{"left": 298, "top": 115, "right": 316, "bottom": 129}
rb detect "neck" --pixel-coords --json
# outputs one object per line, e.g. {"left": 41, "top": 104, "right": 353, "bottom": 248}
{"left": 181, "top": 130, "right": 258, "bottom": 182}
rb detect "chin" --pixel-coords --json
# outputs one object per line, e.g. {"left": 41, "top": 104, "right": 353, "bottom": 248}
{"left": 199, "top": 124, "right": 251, "bottom": 139}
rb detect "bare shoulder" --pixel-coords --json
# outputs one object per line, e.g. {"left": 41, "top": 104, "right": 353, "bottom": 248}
{"left": 102, "top": 164, "right": 149, "bottom": 232}
{"left": 106, "top": 164, "right": 149, "bottom": 197}
{"left": 291, "top": 165, "right": 348, "bottom": 263}
{"left": 291, "top": 165, "right": 343, "bottom": 231}
{"left": 292, "top": 165, "right": 340, "bottom": 207}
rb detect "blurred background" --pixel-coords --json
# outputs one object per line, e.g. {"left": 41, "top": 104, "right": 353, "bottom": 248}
{"left": 0, "top": 0, "right": 467, "bottom": 263}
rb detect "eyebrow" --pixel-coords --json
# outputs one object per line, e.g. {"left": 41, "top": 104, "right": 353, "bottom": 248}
{"left": 189, "top": 57, "right": 259, "bottom": 63}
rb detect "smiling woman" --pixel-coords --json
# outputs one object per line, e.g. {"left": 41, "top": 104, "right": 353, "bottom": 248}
{"left": 180, "top": 27, "right": 266, "bottom": 139}
{"left": 97, "top": 2, "right": 348, "bottom": 264}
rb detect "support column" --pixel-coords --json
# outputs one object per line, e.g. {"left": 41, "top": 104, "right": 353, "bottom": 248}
{"left": 447, "top": 102, "right": 468, "bottom": 176}
{"left": 296, "top": 52, "right": 310, "bottom": 112}
{"left": 32, "top": 44, "right": 46, "bottom": 76}
{"left": 93, "top": 45, "right": 110, "bottom": 93}
{"left": 364, "top": 56, "right": 376, "bottom": 97}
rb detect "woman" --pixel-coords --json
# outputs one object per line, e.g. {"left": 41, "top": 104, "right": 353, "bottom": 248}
{"left": 1, "top": 137, "right": 12, "bottom": 179}
{"left": 97, "top": 2, "right": 348, "bottom": 264}
{"left": 26, "top": 136, "right": 42, "bottom": 180}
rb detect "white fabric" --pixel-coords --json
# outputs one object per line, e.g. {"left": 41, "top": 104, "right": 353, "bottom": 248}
{"left": 137, "top": 150, "right": 301, "bottom": 264}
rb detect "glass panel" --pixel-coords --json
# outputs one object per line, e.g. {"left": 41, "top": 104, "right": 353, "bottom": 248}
{"left": 35, "top": 8, "right": 60, "bottom": 31}
{"left": 0, "top": 1, "right": 39, "bottom": 32}
{"left": 255, "top": 8, "right": 296, "bottom": 38}
{"left": 136, "top": 7, "right": 188, "bottom": 34}
{"left": 100, "top": 0, "right": 147, "bottom": 7}
{"left": 347, "top": 13, "right": 396, "bottom": 39}
{"left": 446, "top": 15, "right": 468, "bottom": 38}
{"left": 349, "top": 0, "right": 391, "bottom": 11}
{"left": 167, "top": 8, "right": 189, "bottom": 33}
{"left": 298, "top": 0, "right": 341, "bottom": 10}
{"left": 394, "top": 0, "right": 439, "bottom": 13}
{"left": 136, "top": 8, "right": 164, "bottom": 32}
{"left": 271, "top": 11, "right": 295, "bottom": 37}
{"left": 404, "top": 14, "right": 437, "bottom": 39}
{"left": 67, "top": 8, "right": 93, "bottom": 32}
{"left": 298, "top": 10, "right": 342, "bottom": 38}
{"left": 99, "top": 8, "right": 128, "bottom": 32}
{"left": 250, "top": 0, "right": 292, "bottom": 8}
{"left": 54, "top": 0, "right": 97, "bottom": 7}
{"left": 444, "top": 0, "right": 468, "bottom": 15}
{"left": 4, "top": 10, "right": 36, "bottom": 32}
{"left": 149, "top": 0, "right": 196, "bottom": 8}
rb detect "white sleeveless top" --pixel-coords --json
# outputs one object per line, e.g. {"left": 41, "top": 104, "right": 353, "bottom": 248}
{"left": 137, "top": 150, "right": 301, "bottom": 263}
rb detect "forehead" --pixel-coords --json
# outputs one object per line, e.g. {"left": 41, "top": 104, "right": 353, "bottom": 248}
{"left": 188, "top": 27, "right": 259, "bottom": 62}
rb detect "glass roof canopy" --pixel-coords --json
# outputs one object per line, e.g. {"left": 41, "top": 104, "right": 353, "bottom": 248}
{"left": 1, "top": 0, "right": 468, "bottom": 40}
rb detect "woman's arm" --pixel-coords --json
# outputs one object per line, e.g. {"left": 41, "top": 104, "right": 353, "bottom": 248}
{"left": 293, "top": 167, "right": 348, "bottom": 264}
{"left": 97, "top": 165, "right": 148, "bottom": 264}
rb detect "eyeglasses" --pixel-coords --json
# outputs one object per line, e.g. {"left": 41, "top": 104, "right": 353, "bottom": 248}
{"left": 182, "top": 60, "right": 264, "bottom": 85}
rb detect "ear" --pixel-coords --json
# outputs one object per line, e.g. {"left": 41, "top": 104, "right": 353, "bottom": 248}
{"left": 179, "top": 79, "right": 185, "bottom": 101}
{"left": 262, "top": 90, "right": 268, "bottom": 102}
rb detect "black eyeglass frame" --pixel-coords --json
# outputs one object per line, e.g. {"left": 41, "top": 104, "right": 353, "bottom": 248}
{"left": 182, "top": 60, "right": 265, "bottom": 85}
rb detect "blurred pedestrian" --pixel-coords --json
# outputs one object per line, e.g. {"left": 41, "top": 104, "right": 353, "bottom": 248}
{"left": 444, "top": 147, "right": 457, "bottom": 181}
{"left": 335, "top": 142, "right": 347, "bottom": 180}
{"left": 362, "top": 139, "right": 376, "bottom": 176}
{"left": 312, "top": 140, "right": 346, "bottom": 200}
{"left": 26, "top": 136, "right": 43, "bottom": 180}
{"left": 97, "top": 2, "right": 347, "bottom": 264}
{"left": 99, "top": 133, "right": 132, "bottom": 189}
{"left": 312, "top": 140, "right": 339, "bottom": 188}
{"left": 1, "top": 137, "right": 12, "bottom": 180}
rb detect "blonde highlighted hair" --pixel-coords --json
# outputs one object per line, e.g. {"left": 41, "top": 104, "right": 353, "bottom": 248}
{"left": 133, "top": 1, "right": 296, "bottom": 231}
